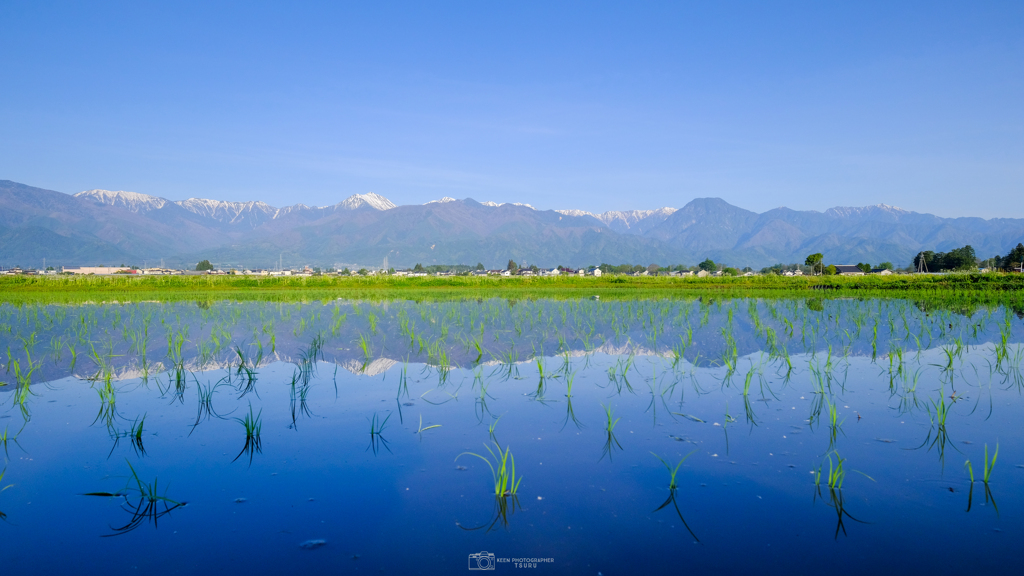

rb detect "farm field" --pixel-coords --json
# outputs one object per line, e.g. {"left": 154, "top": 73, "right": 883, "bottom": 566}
{"left": 1, "top": 293, "right": 1022, "bottom": 573}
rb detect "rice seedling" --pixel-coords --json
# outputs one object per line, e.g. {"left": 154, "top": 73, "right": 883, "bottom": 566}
{"left": 456, "top": 442, "right": 522, "bottom": 498}
{"left": 813, "top": 451, "right": 873, "bottom": 539}
{"left": 964, "top": 442, "right": 998, "bottom": 485}
{"left": 189, "top": 379, "right": 230, "bottom": 435}
{"left": 600, "top": 403, "right": 623, "bottom": 462}
{"left": 561, "top": 392, "right": 583, "bottom": 431}
{"left": 415, "top": 414, "right": 441, "bottom": 437}
{"left": 650, "top": 449, "right": 699, "bottom": 541}
{"left": 0, "top": 467, "right": 11, "bottom": 520}
{"left": 233, "top": 346, "right": 260, "bottom": 398}
{"left": 825, "top": 398, "right": 845, "bottom": 450}
{"left": 233, "top": 405, "right": 263, "bottom": 465}
{"left": 488, "top": 415, "right": 501, "bottom": 442}
{"left": 82, "top": 459, "right": 186, "bottom": 536}
{"left": 0, "top": 425, "right": 24, "bottom": 457}
{"left": 368, "top": 411, "right": 392, "bottom": 455}
{"left": 130, "top": 415, "right": 146, "bottom": 456}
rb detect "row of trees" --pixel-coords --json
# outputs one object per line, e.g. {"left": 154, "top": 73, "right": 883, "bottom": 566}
{"left": 912, "top": 245, "right": 978, "bottom": 272}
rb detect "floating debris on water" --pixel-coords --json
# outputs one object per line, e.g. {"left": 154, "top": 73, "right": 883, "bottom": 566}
{"left": 300, "top": 539, "right": 327, "bottom": 550}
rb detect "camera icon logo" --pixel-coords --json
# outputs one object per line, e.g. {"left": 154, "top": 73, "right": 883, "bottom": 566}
{"left": 468, "top": 551, "right": 496, "bottom": 570}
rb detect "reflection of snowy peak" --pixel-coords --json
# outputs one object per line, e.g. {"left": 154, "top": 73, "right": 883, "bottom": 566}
{"left": 341, "top": 358, "right": 398, "bottom": 376}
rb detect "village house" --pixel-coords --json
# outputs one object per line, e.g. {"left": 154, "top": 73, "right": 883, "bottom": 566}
{"left": 833, "top": 265, "right": 864, "bottom": 276}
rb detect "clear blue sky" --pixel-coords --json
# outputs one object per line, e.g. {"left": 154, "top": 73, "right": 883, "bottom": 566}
{"left": 2, "top": 1, "right": 1022, "bottom": 217}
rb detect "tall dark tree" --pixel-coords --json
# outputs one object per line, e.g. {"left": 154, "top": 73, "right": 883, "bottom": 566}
{"left": 804, "top": 253, "right": 824, "bottom": 275}
{"left": 913, "top": 245, "right": 977, "bottom": 272}
{"left": 195, "top": 260, "right": 213, "bottom": 271}
{"left": 1004, "top": 243, "right": 1024, "bottom": 271}
{"left": 507, "top": 259, "right": 519, "bottom": 272}
{"left": 698, "top": 258, "right": 716, "bottom": 272}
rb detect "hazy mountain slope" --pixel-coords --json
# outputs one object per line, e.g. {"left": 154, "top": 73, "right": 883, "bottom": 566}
{"left": 179, "top": 199, "right": 686, "bottom": 269}
{"left": 4, "top": 179, "right": 1024, "bottom": 269}
{"left": 0, "top": 181, "right": 229, "bottom": 265}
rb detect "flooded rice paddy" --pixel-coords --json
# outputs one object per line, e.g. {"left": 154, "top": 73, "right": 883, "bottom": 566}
{"left": 1, "top": 297, "right": 1023, "bottom": 574}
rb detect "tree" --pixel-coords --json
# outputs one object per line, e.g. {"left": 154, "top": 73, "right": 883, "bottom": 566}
{"left": 946, "top": 245, "right": 977, "bottom": 270}
{"left": 341, "top": 267, "right": 351, "bottom": 275}
{"left": 856, "top": 263, "right": 872, "bottom": 273}
{"left": 914, "top": 245, "right": 977, "bottom": 272}
{"left": 823, "top": 264, "right": 838, "bottom": 276}
{"left": 357, "top": 268, "right": 368, "bottom": 275}
{"left": 698, "top": 258, "right": 716, "bottom": 272}
{"left": 413, "top": 263, "right": 424, "bottom": 272}
{"left": 804, "top": 253, "right": 824, "bottom": 275}
{"left": 1003, "top": 243, "right": 1024, "bottom": 272}
{"left": 195, "top": 260, "right": 214, "bottom": 271}
{"left": 475, "top": 262, "right": 484, "bottom": 271}
{"left": 647, "top": 263, "right": 660, "bottom": 274}
{"left": 507, "top": 259, "right": 519, "bottom": 272}
{"left": 877, "top": 262, "right": 893, "bottom": 270}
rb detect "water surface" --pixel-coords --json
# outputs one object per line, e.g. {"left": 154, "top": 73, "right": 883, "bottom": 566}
{"left": 1, "top": 297, "right": 1022, "bottom": 574}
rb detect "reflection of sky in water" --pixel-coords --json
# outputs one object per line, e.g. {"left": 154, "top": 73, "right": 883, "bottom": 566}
{"left": 1, "top": 299, "right": 1022, "bottom": 574}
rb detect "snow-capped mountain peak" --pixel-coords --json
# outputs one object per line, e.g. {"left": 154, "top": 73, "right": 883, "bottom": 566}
{"left": 75, "top": 189, "right": 168, "bottom": 213}
{"left": 336, "top": 192, "right": 396, "bottom": 211}
{"left": 824, "top": 204, "right": 911, "bottom": 219}
{"left": 481, "top": 201, "right": 535, "bottom": 209}
{"left": 555, "top": 209, "right": 597, "bottom": 218}
{"left": 175, "top": 198, "right": 278, "bottom": 225}
{"left": 426, "top": 197, "right": 457, "bottom": 204}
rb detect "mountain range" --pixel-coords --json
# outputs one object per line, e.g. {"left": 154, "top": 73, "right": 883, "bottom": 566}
{"left": 2, "top": 179, "right": 1022, "bottom": 270}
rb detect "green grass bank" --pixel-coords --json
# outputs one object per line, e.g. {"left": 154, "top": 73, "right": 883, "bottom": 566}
{"left": 1, "top": 273, "right": 1022, "bottom": 307}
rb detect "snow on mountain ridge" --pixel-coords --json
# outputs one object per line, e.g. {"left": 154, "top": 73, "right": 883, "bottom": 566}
{"left": 175, "top": 198, "right": 278, "bottom": 225}
{"left": 78, "top": 188, "right": 397, "bottom": 225}
{"left": 555, "top": 209, "right": 596, "bottom": 218}
{"left": 824, "top": 204, "right": 910, "bottom": 219}
{"left": 336, "top": 192, "right": 396, "bottom": 211}
{"left": 74, "top": 189, "right": 168, "bottom": 213}
{"left": 479, "top": 201, "right": 535, "bottom": 209}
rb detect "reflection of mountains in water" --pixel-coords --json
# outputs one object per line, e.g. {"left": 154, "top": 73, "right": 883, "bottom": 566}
{"left": 7, "top": 298, "right": 1020, "bottom": 390}
{"left": 69, "top": 353, "right": 401, "bottom": 381}
{"left": 66, "top": 341, "right": 660, "bottom": 383}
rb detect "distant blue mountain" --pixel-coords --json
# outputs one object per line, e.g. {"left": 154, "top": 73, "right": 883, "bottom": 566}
{"left": 2, "top": 179, "right": 1021, "bottom": 269}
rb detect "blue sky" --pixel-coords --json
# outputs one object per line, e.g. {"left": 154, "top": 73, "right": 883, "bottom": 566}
{"left": 1, "top": 1, "right": 1022, "bottom": 217}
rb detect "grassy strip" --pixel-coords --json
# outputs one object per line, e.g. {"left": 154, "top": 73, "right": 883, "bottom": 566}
{"left": 2, "top": 273, "right": 1023, "bottom": 305}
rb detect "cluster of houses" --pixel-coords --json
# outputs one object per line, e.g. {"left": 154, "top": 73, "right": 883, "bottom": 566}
{"left": 0, "top": 263, "right": 904, "bottom": 278}
{"left": 393, "top": 267, "right": 604, "bottom": 277}
{"left": 0, "top": 266, "right": 320, "bottom": 276}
